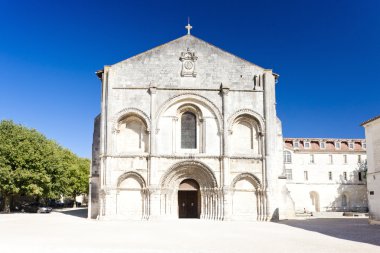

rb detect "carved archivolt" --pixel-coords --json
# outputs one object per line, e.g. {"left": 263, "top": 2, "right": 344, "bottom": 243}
{"left": 112, "top": 108, "right": 151, "bottom": 133}
{"left": 155, "top": 93, "right": 222, "bottom": 132}
{"left": 117, "top": 171, "right": 147, "bottom": 189}
{"left": 160, "top": 160, "right": 218, "bottom": 189}
{"left": 176, "top": 103, "right": 203, "bottom": 119}
{"left": 227, "top": 109, "right": 265, "bottom": 133}
{"left": 231, "top": 172, "right": 262, "bottom": 190}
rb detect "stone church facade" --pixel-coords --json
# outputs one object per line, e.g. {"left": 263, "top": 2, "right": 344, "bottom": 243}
{"left": 89, "top": 33, "right": 292, "bottom": 221}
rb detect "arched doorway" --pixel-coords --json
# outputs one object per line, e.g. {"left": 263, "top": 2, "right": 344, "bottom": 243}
{"left": 309, "top": 191, "right": 320, "bottom": 212}
{"left": 160, "top": 161, "right": 218, "bottom": 219}
{"left": 178, "top": 179, "right": 200, "bottom": 218}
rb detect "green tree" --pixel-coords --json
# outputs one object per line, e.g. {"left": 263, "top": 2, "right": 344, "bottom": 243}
{"left": 63, "top": 154, "right": 90, "bottom": 207}
{"left": 0, "top": 120, "right": 89, "bottom": 212}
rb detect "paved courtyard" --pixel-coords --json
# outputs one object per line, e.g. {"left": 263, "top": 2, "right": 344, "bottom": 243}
{"left": 0, "top": 208, "right": 379, "bottom": 253}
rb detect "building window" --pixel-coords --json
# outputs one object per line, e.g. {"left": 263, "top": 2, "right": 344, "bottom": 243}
{"left": 285, "top": 169, "right": 293, "bottom": 180}
{"left": 349, "top": 142, "right": 354, "bottom": 150}
{"left": 329, "top": 155, "right": 333, "bottom": 164}
{"left": 335, "top": 141, "right": 341, "bottom": 149}
{"left": 320, "top": 141, "right": 326, "bottom": 149}
{"left": 304, "top": 171, "right": 309, "bottom": 181}
{"left": 343, "top": 172, "right": 347, "bottom": 181}
{"left": 181, "top": 112, "right": 197, "bottom": 149}
{"left": 294, "top": 140, "right": 299, "bottom": 148}
{"left": 362, "top": 142, "right": 366, "bottom": 149}
{"left": 304, "top": 141, "right": 311, "bottom": 149}
{"left": 358, "top": 155, "right": 362, "bottom": 163}
{"left": 343, "top": 155, "right": 347, "bottom": 164}
{"left": 328, "top": 171, "right": 332, "bottom": 180}
{"left": 310, "top": 154, "right": 315, "bottom": 164}
{"left": 284, "top": 151, "right": 292, "bottom": 163}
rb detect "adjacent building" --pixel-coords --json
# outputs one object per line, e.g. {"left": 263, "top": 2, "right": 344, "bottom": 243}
{"left": 362, "top": 115, "right": 380, "bottom": 224}
{"left": 284, "top": 138, "right": 367, "bottom": 213}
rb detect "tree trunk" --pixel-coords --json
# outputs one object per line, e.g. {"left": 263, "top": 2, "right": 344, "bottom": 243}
{"left": 3, "top": 195, "right": 11, "bottom": 213}
{"left": 73, "top": 194, "right": 77, "bottom": 208}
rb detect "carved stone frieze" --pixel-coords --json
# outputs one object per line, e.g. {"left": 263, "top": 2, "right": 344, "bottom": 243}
{"left": 179, "top": 48, "right": 198, "bottom": 77}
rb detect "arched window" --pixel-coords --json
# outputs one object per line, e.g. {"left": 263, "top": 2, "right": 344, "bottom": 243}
{"left": 284, "top": 151, "right": 292, "bottom": 163}
{"left": 342, "top": 194, "right": 347, "bottom": 207}
{"left": 181, "top": 112, "right": 197, "bottom": 149}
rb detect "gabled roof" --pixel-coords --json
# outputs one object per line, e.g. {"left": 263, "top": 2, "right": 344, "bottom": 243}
{"left": 113, "top": 34, "right": 266, "bottom": 70}
{"left": 361, "top": 115, "right": 380, "bottom": 126}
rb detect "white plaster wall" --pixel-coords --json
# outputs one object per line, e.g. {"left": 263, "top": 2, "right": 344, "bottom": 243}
{"left": 284, "top": 149, "right": 367, "bottom": 212}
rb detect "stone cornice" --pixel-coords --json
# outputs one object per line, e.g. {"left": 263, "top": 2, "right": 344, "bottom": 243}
{"left": 101, "top": 154, "right": 263, "bottom": 160}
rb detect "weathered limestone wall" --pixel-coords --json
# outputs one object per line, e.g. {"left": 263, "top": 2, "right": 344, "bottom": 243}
{"left": 91, "top": 34, "right": 289, "bottom": 221}
{"left": 363, "top": 117, "right": 380, "bottom": 224}
{"left": 89, "top": 115, "right": 101, "bottom": 219}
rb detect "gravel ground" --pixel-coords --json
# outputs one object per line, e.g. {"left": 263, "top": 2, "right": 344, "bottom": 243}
{"left": 0, "top": 209, "right": 379, "bottom": 253}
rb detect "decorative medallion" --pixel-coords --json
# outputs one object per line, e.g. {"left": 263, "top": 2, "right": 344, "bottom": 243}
{"left": 179, "top": 48, "right": 197, "bottom": 77}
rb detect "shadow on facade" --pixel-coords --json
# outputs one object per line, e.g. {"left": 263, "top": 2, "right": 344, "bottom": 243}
{"left": 54, "top": 208, "right": 88, "bottom": 218}
{"left": 328, "top": 162, "right": 368, "bottom": 212}
{"left": 279, "top": 218, "right": 380, "bottom": 246}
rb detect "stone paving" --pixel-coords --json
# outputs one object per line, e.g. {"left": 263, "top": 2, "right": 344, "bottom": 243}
{"left": 0, "top": 208, "right": 379, "bottom": 253}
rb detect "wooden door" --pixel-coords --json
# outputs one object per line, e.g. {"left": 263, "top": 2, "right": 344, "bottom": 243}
{"left": 178, "top": 191, "right": 198, "bottom": 218}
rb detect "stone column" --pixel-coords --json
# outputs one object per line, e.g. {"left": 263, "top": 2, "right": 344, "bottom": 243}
{"left": 263, "top": 70, "right": 278, "bottom": 221}
{"left": 148, "top": 85, "right": 157, "bottom": 187}
{"left": 148, "top": 187, "right": 161, "bottom": 220}
{"left": 201, "top": 190, "right": 206, "bottom": 219}
{"left": 200, "top": 118, "right": 206, "bottom": 153}
{"left": 98, "top": 66, "right": 110, "bottom": 218}
{"left": 172, "top": 117, "right": 178, "bottom": 154}
{"left": 221, "top": 84, "right": 231, "bottom": 220}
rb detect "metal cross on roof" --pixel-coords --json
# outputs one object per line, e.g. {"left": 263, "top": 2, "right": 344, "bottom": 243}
{"left": 185, "top": 18, "right": 192, "bottom": 35}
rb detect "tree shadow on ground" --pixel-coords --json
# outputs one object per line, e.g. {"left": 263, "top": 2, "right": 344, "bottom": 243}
{"left": 279, "top": 218, "right": 380, "bottom": 246}
{"left": 54, "top": 208, "right": 88, "bottom": 218}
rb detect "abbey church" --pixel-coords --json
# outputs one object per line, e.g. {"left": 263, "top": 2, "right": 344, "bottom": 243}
{"left": 89, "top": 27, "right": 367, "bottom": 221}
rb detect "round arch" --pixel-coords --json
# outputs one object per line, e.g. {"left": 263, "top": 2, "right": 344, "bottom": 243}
{"left": 160, "top": 160, "right": 218, "bottom": 189}
{"left": 341, "top": 192, "right": 349, "bottom": 208}
{"left": 176, "top": 103, "right": 203, "bottom": 119}
{"left": 112, "top": 107, "right": 151, "bottom": 133}
{"left": 117, "top": 171, "right": 146, "bottom": 189}
{"left": 155, "top": 93, "right": 222, "bottom": 133}
{"left": 227, "top": 109, "right": 265, "bottom": 133}
{"left": 231, "top": 173, "right": 262, "bottom": 190}
{"left": 116, "top": 171, "right": 147, "bottom": 220}
{"left": 309, "top": 191, "right": 320, "bottom": 212}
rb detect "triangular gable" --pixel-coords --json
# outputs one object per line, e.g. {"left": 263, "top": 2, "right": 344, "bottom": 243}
{"left": 108, "top": 35, "right": 267, "bottom": 90}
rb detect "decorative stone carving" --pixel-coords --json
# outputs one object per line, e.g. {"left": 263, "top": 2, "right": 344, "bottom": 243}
{"left": 180, "top": 48, "right": 198, "bottom": 77}
{"left": 111, "top": 107, "right": 151, "bottom": 133}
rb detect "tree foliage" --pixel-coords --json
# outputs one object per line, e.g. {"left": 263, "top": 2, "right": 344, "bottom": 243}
{"left": 0, "top": 120, "right": 90, "bottom": 212}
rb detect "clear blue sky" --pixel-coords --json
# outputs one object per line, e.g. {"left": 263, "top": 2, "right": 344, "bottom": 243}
{"left": 1, "top": 0, "right": 379, "bottom": 158}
